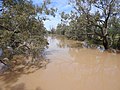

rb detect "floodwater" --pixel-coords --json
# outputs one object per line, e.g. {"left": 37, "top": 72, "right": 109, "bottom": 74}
{"left": 0, "top": 35, "right": 120, "bottom": 90}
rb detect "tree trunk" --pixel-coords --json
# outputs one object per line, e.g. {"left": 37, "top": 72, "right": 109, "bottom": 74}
{"left": 103, "top": 36, "right": 109, "bottom": 50}
{"left": 117, "top": 37, "right": 120, "bottom": 50}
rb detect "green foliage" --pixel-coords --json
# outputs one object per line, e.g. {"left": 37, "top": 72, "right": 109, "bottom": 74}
{"left": 0, "top": 0, "right": 56, "bottom": 67}
{"left": 55, "top": 0, "right": 120, "bottom": 50}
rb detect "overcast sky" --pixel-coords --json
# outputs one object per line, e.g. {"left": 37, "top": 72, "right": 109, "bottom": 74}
{"left": 32, "top": 0, "right": 73, "bottom": 30}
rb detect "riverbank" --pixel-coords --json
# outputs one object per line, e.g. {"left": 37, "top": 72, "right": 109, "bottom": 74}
{"left": 51, "top": 35, "right": 120, "bottom": 54}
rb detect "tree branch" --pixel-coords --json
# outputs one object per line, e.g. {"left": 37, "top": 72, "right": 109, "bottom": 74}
{"left": 0, "top": 25, "right": 13, "bottom": 31}
{"left": 0, "top": 60, "right": 8, "bottom": 66}
{"left": 104, "top": 0, "right": 115, "bottom": 28}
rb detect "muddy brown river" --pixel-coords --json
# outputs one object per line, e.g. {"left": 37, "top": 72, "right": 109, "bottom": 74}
{"left": 0, "top": 35, "right": 120, "bottom": 90}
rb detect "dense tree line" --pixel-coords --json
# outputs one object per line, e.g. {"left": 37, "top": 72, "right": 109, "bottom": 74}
{"left": 55, "top": 0, "right": 120, "bottom": 50}
{"left": 0, "top": 0, "right": 56, "bottom": 68}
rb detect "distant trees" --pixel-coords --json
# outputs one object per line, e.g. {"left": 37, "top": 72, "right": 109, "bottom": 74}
{"left": 56, "top": 24, "right": 67, "bottom": 35}
{"left": 55, "top": 0, "right": 120, "bottom": 50}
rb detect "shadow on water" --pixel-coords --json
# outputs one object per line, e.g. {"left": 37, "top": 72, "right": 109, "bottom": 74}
{"left": 8, "top": 83, "right": 25, "bottom": 90}
{"left": 0, "top": 55, "right": 49, "bottom": 90}
{"left": 10, "top": 83, "right": 42, "bottom": 90}
{"left": 0, "top": 83, "right": 42, "bottom": 90}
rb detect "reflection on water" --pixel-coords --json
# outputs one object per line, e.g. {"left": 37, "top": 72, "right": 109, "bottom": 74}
{"left": 0, "top": 35, "right": 120, "bottom": 90}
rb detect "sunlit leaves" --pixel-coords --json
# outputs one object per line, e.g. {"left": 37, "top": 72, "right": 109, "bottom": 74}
{"left": 56, "top": 0, "right": 120, "bottom": 49}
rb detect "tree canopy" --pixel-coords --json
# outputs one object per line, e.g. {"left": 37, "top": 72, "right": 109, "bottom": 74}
{"left": 0, "top": 0, "right": 56, "bottom": 68}
{"left": 55, "top": 0, "right": 120, "bottom": 50}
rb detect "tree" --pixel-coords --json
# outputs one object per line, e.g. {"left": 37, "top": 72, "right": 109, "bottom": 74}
{"left": 65, "top": 0, "right": 120, "bottom": 49}
{"left": 0, "top": 0, "right": 56, "bottom": 68}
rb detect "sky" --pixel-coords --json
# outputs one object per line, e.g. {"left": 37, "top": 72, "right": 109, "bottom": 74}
{"left": 32, "top": 0, "right": 73, "bottom": 30}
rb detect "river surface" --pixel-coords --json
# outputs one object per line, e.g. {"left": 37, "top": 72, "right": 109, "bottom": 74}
{"left": 0, "top": 35, "right": 120, "bottom": 90}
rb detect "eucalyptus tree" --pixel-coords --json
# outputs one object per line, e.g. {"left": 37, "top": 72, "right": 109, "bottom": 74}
{"left": 58, "top": 11, "right": 83, "bottom": 40}
{"left": 67, "top": 0, "right": 120, "bottom": 49}
{"left": 0, "top": 0, "right": 56, "bottom": 67}
{"left": 108, "top": 17, "right": 120, "bottom": 49}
